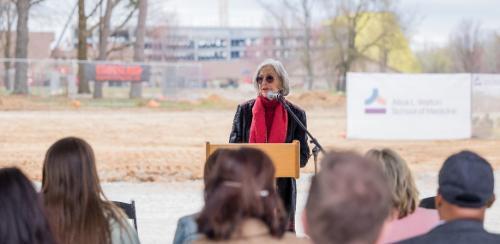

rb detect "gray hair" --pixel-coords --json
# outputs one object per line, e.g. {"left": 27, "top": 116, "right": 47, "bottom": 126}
{"left": 253, "top": 59, "right": 290, "bottom": 96}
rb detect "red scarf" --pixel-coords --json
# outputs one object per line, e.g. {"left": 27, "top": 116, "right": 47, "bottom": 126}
{"left": 249, "top": 95, "right": 288, "bottom": 143}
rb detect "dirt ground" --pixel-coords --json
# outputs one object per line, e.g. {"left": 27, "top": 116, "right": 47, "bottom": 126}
{"left": 1, "top": 92, "right": 499, "bottom": 182}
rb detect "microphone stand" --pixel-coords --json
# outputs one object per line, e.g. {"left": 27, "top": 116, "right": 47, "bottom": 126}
{"left": 277, "top": 96, "right": 326, "bottom": 174}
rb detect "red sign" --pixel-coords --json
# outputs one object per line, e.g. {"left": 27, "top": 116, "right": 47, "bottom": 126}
{"left": 95, "top": 64, "right": 144, "bottom": 81}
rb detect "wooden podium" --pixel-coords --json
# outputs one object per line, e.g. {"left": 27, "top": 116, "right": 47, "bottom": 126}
{"left": 205, "top": 140, "right": 300, "bottom": 178}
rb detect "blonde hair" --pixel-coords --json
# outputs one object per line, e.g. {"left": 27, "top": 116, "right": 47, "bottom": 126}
{"left": 365, "top": 148, "right": 419, "bottom": 219}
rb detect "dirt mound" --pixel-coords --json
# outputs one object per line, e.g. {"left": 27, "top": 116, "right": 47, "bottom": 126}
{"left": 191, "top": 94, "right": 238, "bottom": 108}
{"left": 287, "top": 91, "right": 345, "bottom": 109}
{"left": 0, "top": 96, "right": 50, "bottom": 110}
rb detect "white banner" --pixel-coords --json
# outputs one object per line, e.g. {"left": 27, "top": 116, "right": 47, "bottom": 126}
{"left": 347, "top": 73, "right": 471, "bottom": 140}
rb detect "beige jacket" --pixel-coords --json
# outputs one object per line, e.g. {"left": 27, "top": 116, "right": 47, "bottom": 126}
{"left": 194, "top": 219, "right": 310, "bottom": 244}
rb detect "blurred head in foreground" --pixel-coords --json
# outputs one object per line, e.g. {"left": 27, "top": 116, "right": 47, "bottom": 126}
{"left": 305, "top": 151, "right": 391, "bottom": 244}
{"left": 42, "top": 137, "right": 133, "bottom": 244}
{"left": 366, "top": 148, "right": 419, "bottom": 219}
{"left": 0, "top": 167, "right": 56, "bottom": 244}
{"left": 436, "top": 150, "right": 495, "bottom": 221}
{"left": 204, "top": 148, "right": 230, "bottom": 185}
{"left": 197, "top": 147, "right": 287, "bottom": 240}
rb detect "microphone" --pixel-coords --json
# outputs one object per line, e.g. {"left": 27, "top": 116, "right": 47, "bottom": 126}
{"left": 266, "top": 91, "right": 283, "bottom": 101}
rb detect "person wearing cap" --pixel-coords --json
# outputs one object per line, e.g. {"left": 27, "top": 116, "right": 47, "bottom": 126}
{"left": 398, "top": 150, "right": 499, "bottom": 244}
{"left": 229, "top": 59, "right": 310, "bottom": 232}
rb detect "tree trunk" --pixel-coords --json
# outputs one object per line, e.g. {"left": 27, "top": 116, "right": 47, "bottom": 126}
{"left": 337, "top": 63, "right": 349, "bottom": 92}
{"left": 340, "top": 68, "right": 347, "bottom": 92}
{"left": 337, "top": 20, "right": 356, "bottom": 93}
{"left": 77, "top": 0, "right": 90, "bottom": 94}
{"left": 3, "top": 3, "right": 13, "bottom": 90}
{"left": 302, "top": 0, "right": 314, "bottom": 90}
{"left": 379, "top": 48, "right": 389, "bottom": 72}
{"left": 130, "top": 0, "right": 147, "bottom": 99}
{"left": 13, "top": 0, "right": 29, "bottom": 95}
{"left": 94, "top": 0, "right": 113, "bottom": 99}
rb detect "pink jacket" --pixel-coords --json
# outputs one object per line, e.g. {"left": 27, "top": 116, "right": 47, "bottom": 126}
{"left": 380, "top": 207, "right": 440, "bottom": 243}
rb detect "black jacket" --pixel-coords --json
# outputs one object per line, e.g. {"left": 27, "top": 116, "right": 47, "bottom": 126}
{"left": 398, "top": 219, "right": 500, "bottom": 244}
{"left": 229, "top": 99, "right": 310, "bottom": 228}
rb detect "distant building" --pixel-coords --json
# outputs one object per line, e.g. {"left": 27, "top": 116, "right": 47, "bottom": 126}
{"left": 0, "top": 31, "right": 54, "bottom": 59}
{"left": 58, "top": 25, "right": 323, "bottom": 85}
{"left": 144, "top": 26, "right": 309, "bottom": 62}
{"left": 63, "top": 25, "right": 317, "bottom": 63}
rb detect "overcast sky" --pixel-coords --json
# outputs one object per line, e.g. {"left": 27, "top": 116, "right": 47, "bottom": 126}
{"left": 33, "top": 0, "right": 500, "bottom": 50}
{"left": 163, "top": 0, "right": 500, "bottom": 48}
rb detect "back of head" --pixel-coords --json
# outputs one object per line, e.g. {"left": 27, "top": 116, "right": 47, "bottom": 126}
{"left": 438, "top": 150, "right": 495, "bottom": 213}
{"left": 42, "top": 137, "right": 116, "bottom": 244}
{"left": 204, "top": 148, "right": 231, "bottom": 185}
{"left": 197, "top": 147, "right": 286, "bottom": 240}
{"left": 0, "top": 167, "right": 56, "bottom": 244}
{"left": 306, "top": 151, "right": 391, "bottom": 244}
{"left": 366, "top": 148, "right": 419, "bottom": 219}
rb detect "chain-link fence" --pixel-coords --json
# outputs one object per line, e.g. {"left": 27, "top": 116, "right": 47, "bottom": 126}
{"left": 0, "top": 59, "right": 213, "bottom": 100}
{"left": 0, "top": 58, "right": 336, "bottom": 101}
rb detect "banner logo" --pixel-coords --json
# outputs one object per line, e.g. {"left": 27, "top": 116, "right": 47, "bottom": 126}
{"left": 364, "top": 88, "right": 386, "bottom": 114}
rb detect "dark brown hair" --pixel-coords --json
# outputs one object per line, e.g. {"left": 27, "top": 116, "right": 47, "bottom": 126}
{"left": 306, "top": 151, "right": 391, "bottom": 244}
{"left": 0, "top": 167, "right": 56, "bottom": 244}
{"left": 204, "top": 149, "right": 229, "bottom": 185}
{"left": 197, "top": 147, "right": 287, "bottom": 240}
{"left": 41, "top": 137, "right": 126, "bottom": 244}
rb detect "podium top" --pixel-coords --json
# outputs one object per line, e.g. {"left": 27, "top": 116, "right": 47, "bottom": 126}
{"left": 205, "top": 140, "right": 300, "bottom": 178}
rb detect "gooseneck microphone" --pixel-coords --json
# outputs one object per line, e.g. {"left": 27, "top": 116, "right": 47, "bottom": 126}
{"left": 265, "top": 89, "right": 325, "bottom": 174}
{"left": 266, "top": 91, "right": 284, "bottom": 101}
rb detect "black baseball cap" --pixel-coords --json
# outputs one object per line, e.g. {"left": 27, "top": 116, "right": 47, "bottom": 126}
{"left": 438, "top": 150, "right": 495, "bottom": 208}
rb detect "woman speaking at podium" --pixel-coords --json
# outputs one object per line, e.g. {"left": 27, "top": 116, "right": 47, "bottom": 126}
{"left": 229, "top": 59, "right": 310, "bottom": 232}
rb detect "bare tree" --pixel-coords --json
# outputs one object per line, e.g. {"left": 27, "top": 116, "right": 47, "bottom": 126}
{"left": 76, "top": 0, "right": 137, "bottom": 96}
{"left": 491, "top": 32, "right": 500, "bottom": 73}
{"left": 0, "top": 0, "right": 16, "bottom": 90}
{"left": 416, "top": 45, "right": 454, "bottom": 73}
{"left": 375, "top": 13, "right": 403, "bottom": 72}
{"left": 289, "top": 0, "right": 315, "bottom": 90}
{"left": 75, "top": 0, "right": 96, "bottom": 95}
{"left": 93, "top": 0, "right": 138, "bottom": 98}
{"left": 323, "top": 0, "right": 404, "bottom": 92}
{"left": 259, "top": 0, "right": 316, "bottom": 90}
{"left": 496, "top": 33, "right": 500, "bottom": 73}
{"left": 93, "top": 0, "right": 113, "bottom": 98}
{"left": 12, "top": 0, "right": 44, "bottom": 94}
{"left": 76, "top": 0, "right": 95, "bottom": 94}
{"left": 129, "top": 0, "right": 147, "bottom": 98}
{"left": 450, "top": 19, "right": 483, "bottom": 73}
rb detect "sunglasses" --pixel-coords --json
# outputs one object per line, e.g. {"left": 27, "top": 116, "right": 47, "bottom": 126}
{"left": 256, "top": 75, "right": 275, "bottom": 84}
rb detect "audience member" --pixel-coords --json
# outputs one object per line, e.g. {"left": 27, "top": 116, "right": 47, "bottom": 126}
{"left": 0, "top": 167, "right": 57, "bottom": 244}
{"left": 418, "top": 196, "right": 436, "bottom": 209}
{"left": 304, "top": 151, "right": 391, "bottom": 244}
{"left": 195, "top": 147, "right": 308, "bottom": 243}
{"left": 398, "top": 150, "right": 499, "bottom": 243}
{"left": 173, "top": 149, "right": 229, "bottom": 244}
{"left": 42, "top": 137, "right": 140, "bottom": 244}
{"left": 366, "top": 148, "right": 439, "bottom": 243}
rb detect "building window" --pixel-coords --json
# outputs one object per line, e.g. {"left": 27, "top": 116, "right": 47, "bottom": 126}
{"left": 231, "top": 39, "right": 245, "bottom": 47}
{"left": 231, "top": 51, "right": 240, "bottom": 59}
